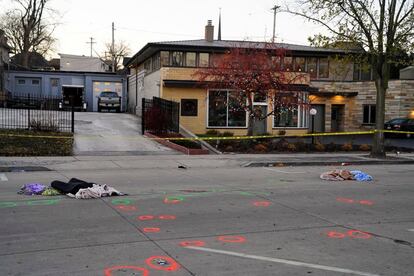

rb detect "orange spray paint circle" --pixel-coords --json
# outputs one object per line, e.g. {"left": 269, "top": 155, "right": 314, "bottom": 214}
{"left": 359, "top": 200, "right": 374, "bottom": 206}
{"left": 336, "top": 198, "right": 354, "bottom": 204}
{"left": 104, "top": 266, "right": 149, "bottom": 276}
{"left": 159, "top": 215, "right": 176, "bottom": 220}
{"left": 179, "top": 240, "right": 206, "bottom": 247}
{"left": 348, "top": 230, "right": 372, "bottom": 239}
{"left": 217, "top": 236, "right": 247, "bottom": 243}
{"left": 143, "top": 227, "right": 160, "bottom": 233}
{"left": 116, "top": 205, "right": 137, "bottom": 212}
{"left": 138, "top": 215, "right": 154, "bottom": 221}
{"left": 253, "top": 201, "right": 272, "bottom": 207}
{"left": 145, "top": 256, "right": 181, "bottom": 271}
{"left": 327, "top": 231, "right": 346, "bottom": 239}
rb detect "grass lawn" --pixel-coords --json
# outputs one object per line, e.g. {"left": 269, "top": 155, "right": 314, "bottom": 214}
{"left": 0, "top": 129, "right": 73, "bottom": 156}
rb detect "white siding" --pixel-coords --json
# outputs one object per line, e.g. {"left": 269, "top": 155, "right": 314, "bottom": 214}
{"left": 59, "top": 54, "right": 108, "bottom": 72}
{"left": 128, "top": 73, "right": 137, "bottom": 113}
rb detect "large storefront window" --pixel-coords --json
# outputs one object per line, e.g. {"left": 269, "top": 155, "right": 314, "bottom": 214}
{"left": 283, "top": 57, "right": 293, "bottom": 71}
{"left": 208, "top": 90, "right": 247, "bottom": 127}
{"left": 294, "top": 57, "right": 306, "bottom": 72}
{"left": 274, "top": 93, "right": 309, "bottom": 128}
{"left": 199, "top": 53, "right": 210, "bottom": 67}
{"left": 307, "top": 58, "right": 318, "bottom": 78}
{"left": 171, "top": 52, "right": 184, "bottom": 66}
{"left": 185, "top": 52, "right": 196, "bottom": 67}
{"left": 318, "top": 58, "right": 329, "bottom": 78}
{"left": 160, "top": 51, "right": 169, "bottom": 66}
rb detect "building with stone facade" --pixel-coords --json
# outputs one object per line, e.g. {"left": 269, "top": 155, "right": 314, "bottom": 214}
{"left": 126, "top": 20, "right": 414, "bottom": 136}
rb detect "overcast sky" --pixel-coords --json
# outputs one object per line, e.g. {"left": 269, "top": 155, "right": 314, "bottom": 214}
{"left": 4, "top": 0, "right": 325, "bottom": 58}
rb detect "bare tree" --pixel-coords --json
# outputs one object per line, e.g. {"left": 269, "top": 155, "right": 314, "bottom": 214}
{"left": 194, "top": 43, "right": 308, "bottom": 136}
{"left": 286, "top": 0, "right": 414, "bottom": 158}
{"left": 103, "top": 41, "right": 130, "bottom": 72}
{"left": 0, "top": 0, "right": 57, "bottom": 67}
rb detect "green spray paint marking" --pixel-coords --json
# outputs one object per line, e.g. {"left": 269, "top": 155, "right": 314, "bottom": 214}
{"left": 166, "top": 195, "right": 186, "bottom": 202}
{"left": 238, "top": 191, "right": 256, "bottom": 196}
{"left": 0, "top": 199, "right": 60, "bottom": 208}
{"left": 0, "top": 202, "right": 18, "bottom": 208}
{"left": 112, "top": 199, "right": 133, "bottom": 205}
{"left": 163, "top": 190, "right": 271, "bottom": 202}
{"left": 211, "top": 189, "right": 228, "bottom": 193}
{"left": 238, "top": 191, "right": 271, "bottom": 196}
{"left": 27, "top": 199, "right": 60, "bottom": 206}
{"left": 253, "top": 191, "right": 271, "bottom": 196}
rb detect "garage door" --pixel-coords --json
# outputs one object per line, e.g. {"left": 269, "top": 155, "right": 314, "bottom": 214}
{"left": 92, "top": 81, "right": 123, "bottom": 112}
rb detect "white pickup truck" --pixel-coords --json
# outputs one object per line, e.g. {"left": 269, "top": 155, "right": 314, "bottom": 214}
{"left": 97, "top": 91, "right": 121, "bottom": 112}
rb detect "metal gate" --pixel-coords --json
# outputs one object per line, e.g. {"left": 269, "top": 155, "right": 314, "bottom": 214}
{"left": 142, "top": 97, "right": 179, "bottom": 134}
{"left": 0, "top": 92, "right": 75, "bottom": 133}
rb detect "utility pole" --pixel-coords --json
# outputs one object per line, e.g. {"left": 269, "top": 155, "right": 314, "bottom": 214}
{"left": 112, "top": 22, "right": 115, "bottom": 73}
{"left": 86, "top": 37, "right": 96, "bottom": 57}
{"left": 271, "top": 4, "right": 280, "bottom": 43}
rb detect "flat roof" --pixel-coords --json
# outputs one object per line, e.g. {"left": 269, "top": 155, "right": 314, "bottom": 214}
{"left": 7, "top": 69, "right": 125, "bottom": 77}
{"left": 127, "top": 39, "right": 360, "bottom": 67}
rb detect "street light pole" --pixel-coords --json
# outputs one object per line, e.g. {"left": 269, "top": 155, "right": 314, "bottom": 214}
{"left": 310, "top": 108, "right": 318, "bottom": 145}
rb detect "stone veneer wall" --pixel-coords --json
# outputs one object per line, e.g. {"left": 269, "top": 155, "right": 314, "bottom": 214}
{"left": 311, "top": 80, "right": 414, "bottom": 131}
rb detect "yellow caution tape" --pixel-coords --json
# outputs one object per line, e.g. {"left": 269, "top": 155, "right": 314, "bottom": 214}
{"left": 157, "top": 131, "right": 376, "bottom": 141}
{"left": 0, "top": 130, "right": 412, "bottom": 141}
{"left": 379, "top": 130, "right": 414, "bottom": 135}
{"left": 0, "top": 133, "right": 73, "bottom": 140}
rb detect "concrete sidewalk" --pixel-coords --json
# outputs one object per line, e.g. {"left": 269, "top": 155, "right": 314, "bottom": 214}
{"left": 1, "top": 152, "right": 414, "bottom": 172}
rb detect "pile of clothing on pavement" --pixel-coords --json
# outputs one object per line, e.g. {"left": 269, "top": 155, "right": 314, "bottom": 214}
{"left": 18, "top": 178, "right": 125, "bottom": 199}
{"left": 320, "top": 170, "right": 373, "bottom": 182}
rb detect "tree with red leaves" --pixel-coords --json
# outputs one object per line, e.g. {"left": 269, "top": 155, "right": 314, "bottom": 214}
{"left": 194, "top": 42, "right": 308, "bottom": 136}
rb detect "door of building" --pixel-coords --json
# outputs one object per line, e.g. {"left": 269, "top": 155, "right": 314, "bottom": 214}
{"left": 331, "top": 104, "right": 345, "bottom": 132}
{"left": 50, "top": 78, "right": 60, "bottom": 97}
{"left": 309, "top": 105, "right": 325, "bottom": 132}
{"left": 252, "top": 105, "right": 267, "bottom": 135}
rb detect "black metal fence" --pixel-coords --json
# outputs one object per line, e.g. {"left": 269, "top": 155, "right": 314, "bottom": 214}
{"left": 142, "top": 97, "right": 180, "bottom": 134}
{"left": 0, "top": 92, "right": 74, "bottom": 133}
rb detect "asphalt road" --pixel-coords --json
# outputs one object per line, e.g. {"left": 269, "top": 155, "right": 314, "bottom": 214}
{"left": 0, "top": 162, "right": 413, "bottom": 275}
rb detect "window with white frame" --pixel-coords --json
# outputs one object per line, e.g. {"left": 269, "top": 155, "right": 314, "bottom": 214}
{"left": 208, "top": 90, "right": 247, "bottom": 128}
{"left": 273, "top": 92, "right": 309, "bottom": 128}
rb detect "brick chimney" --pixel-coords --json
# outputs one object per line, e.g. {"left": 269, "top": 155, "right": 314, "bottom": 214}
{"left": 205, "top": 20, "right": 214, "bottom": 42}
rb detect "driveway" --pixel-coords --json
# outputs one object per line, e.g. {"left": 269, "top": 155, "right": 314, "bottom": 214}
{"left": 73, "top": 112, "right": 179, "bottom": 155}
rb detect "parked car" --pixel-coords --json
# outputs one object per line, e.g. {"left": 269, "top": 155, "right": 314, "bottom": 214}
{"left": 384, "top": 118, "right": 414, "bottom": 138}
{"left": 97, "top": 91, "right": 121, "bottom": 112}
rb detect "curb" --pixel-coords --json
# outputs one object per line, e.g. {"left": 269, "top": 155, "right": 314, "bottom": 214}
{"left": 0, "top": 166, "right": 51, "bottom": 172}
{"left": 243, "top": 159, "right": 414, "bottom": 167}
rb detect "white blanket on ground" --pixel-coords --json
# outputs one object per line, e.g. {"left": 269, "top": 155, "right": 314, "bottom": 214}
{"left": 67, "top": 184, "right": 124, "bottom": 199}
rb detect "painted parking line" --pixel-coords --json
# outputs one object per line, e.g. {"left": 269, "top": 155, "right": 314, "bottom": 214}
{"left": 408, "top": 229, "right": 414, "bottom": 232}
{"left": 186, "top": 246, "right": 379, "bottom": 276}
{"left": 0, "top": 174, "right": 8, "bottom": 181}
